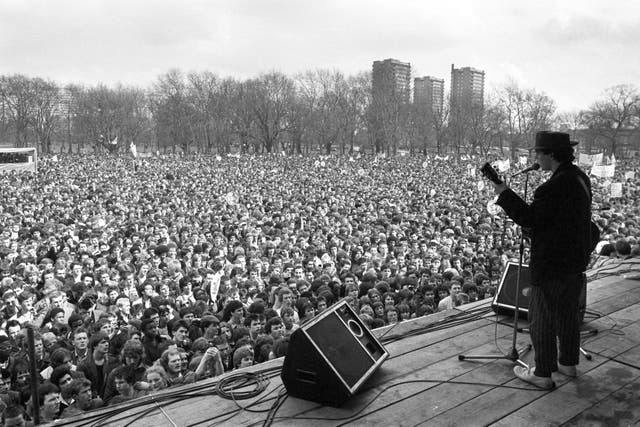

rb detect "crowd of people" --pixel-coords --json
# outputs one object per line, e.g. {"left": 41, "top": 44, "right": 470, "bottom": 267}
{"left": 0, "top": 151, "right": 638, "bottom": 423}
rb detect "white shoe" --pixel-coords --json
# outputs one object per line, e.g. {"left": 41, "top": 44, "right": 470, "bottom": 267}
{"left": 514, "top": 366, "right": 555, "bottom": 389}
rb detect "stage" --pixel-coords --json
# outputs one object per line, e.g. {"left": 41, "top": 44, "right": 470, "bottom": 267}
{"left": 55, "top": 265, "right": 640, "bottom": 426}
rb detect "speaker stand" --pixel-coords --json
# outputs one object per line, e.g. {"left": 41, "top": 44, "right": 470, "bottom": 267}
{"left": 458, "top": 173, "right": 533, "bottom": 369}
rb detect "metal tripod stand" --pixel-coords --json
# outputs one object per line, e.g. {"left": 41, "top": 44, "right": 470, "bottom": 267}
{"left": 458, "top": 172, "right": 533, "bottom": 368}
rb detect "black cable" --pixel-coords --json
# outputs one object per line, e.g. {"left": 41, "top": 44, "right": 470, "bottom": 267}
{"left": 253, "top": 377, "right": 552, "bottom": 427}
{"left": 60, "top": 366, "right": 283, "bottom": 427}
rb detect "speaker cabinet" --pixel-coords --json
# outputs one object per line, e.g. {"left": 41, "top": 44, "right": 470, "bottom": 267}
{"left": 281, "top": 299, "right": 389, "bottom": 406}
{"left": 492, "top": 262, "right": 533, "bottom": 319}
{"left": 492, "top": 262, "right": 587, "bottom": 322}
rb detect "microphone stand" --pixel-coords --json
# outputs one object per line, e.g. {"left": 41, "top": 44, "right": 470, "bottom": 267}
{"left": 458, "top": 171, "right": 532, "bottom": 368}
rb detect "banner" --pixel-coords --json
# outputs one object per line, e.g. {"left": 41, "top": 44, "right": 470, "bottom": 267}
{"left": 129, "top": 142, "right": 137, "bottom": 158}
{"left": 496, "top": 158, "right": 510, "bottom": 172}
{"left": 579, "top": 153, "right": 603, "bottom": 166}
{"left": 610, "top": 182, "right": 623, "bottom": 198}
{"left": 518, "top": 156, "right": 528, "bottom": 166}
{"left": 591, "top": 163, "right": 615, "bottom": 178}
{"left": 625, "top": 171, "right": 635, "bottom": 180}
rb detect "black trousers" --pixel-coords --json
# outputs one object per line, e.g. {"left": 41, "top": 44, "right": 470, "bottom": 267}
{"left": 529, "top": 273, "right": 583, "bottom": 377}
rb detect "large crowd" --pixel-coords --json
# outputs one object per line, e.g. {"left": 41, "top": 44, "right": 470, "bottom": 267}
{"left": 0, "top": 151, "right": 638, "bottom": 424}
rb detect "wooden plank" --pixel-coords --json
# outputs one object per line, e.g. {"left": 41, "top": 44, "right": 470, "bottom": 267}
{"left": 490, "top": 359, "right": 640, "bottom": 427}
{"left": 585, "top": 284, "right": 640, "bottom": 321}
{"left": 421, "top": 339, "right": 606, "bottom": 426}
{"left": 563, "top": 377, "right": 640, "bottom": 426}
{"left": 271, "top": 326, "right": 533, "bottom": 425}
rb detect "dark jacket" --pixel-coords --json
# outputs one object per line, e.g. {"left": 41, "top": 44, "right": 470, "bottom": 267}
{"left": 77, "top": 354, "right": 119, "bottom": 399}
{"left": 103, "top": 363, "right": 147, "bottom": 404}
{"left": 496, "top": 162, "right": 592, "bottom": 285}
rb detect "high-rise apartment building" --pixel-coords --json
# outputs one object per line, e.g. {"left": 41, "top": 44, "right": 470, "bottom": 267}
{"left": 372, "top": 59, "right": 412, "bottom": 104}
{"left": 414, "top": 76, "right": 445, "bottom": 114}
{"left": 450, "top": 64, "right": 485, "bottom": 110}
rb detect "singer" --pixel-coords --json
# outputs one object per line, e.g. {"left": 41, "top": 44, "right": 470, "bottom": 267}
{"left": 490, "top": 131, "right": 592, "bottom": 389}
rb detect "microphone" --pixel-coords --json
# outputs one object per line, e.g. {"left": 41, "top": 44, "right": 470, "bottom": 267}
{"left": 511, "top": 163, "right": 540, "bottom": 177}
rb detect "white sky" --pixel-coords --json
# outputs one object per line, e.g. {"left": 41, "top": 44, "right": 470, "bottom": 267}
{"left": 1, "top": 0, "right": 639, "bottom": 112}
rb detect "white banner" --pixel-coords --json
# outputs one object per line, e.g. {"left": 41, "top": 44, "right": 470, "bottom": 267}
{"left": 591, "top": 163, "right": 616, "bottom": 178}
{"left": 579, "top": 153, "right": 604, "bottom": 166}
{"left": 496, "top": 158, "right": 511, "bottom": 172}
{"left": 625, "top": 171, "right": 636, "bottom": 180}
{"left": 610, "top": 182, "right": 623, "bottom": 198}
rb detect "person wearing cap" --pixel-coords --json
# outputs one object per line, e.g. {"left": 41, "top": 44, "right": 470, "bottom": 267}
{"left": 490, "top": 131, "right": 593, "bottom": 389}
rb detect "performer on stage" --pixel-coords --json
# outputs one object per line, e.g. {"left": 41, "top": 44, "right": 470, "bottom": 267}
{"left": 491, "top": 131, "right": 592, "bottom": 389}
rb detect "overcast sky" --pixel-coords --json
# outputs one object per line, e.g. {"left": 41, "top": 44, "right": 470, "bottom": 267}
{"left": 1, "top": 0, "right": 639, "bottom": 112}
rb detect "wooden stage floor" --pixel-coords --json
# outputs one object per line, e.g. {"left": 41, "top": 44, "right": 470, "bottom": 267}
{"left": 58, "top": 269, "right": 640, "bottom": 427}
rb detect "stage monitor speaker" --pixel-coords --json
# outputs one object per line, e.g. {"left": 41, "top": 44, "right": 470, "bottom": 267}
{"left": 492, "top": 262, "right": 587, "bottom": 322}
{"left": 492, "top": 261, "right": 533, "bottom": 319}
{"left": 281, "top": 299, "right": 389, "bottom": 407}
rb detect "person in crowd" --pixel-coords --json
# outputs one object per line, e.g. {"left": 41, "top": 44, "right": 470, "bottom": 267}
{"left": 76, "top": 332, "right": 118, "bottom": 399}
{"left": 60, "top": 378, "right": 103, "bottom": 418}
{"left": 142, "top": 366, "right": 168, "bottom": 393}
{"left": 156, "top": 348, "right": 195, "bottom": 387}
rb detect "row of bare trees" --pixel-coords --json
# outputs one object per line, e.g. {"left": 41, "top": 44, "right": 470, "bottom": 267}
{"left": 1, "top": 71, "right": 639, "bottom": 156}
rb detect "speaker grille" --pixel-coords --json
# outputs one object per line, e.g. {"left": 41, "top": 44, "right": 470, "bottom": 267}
{"left": 306, "top": 311, "right": 373, "bottom": 388}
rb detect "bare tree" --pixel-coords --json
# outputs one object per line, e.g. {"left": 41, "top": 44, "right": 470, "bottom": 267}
{"left": 0, "top": 75, "right": 33, "bottom": 147}
{"left": 150, "top": 69, "right": 196, "bottom": 154}
{"left": 225, "top": 79, "right": 256, "bottom": 154}
{"left": 582, "top": 84, "right": 640, "bottom": 156}
{"left": 340, "top": 72, "right": 371, "bottom": 154}
{"left": 26, "top": 78, "right": 62, "bottom": 154}
{"left": 295, "top": 70, "right": 345, "bottom": 154}
{"left": 187, "top": 71, "right": 221, "bottom": 153}
{"left": 495, "top": 81, "right": 556, "bottom": 157}
{"left": 247, "top": 72, "right": 295, "bottom": 153}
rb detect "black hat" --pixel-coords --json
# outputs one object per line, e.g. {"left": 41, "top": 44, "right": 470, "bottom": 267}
{"left": 529, "top": 131, "right": 578, "bottom": 151}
